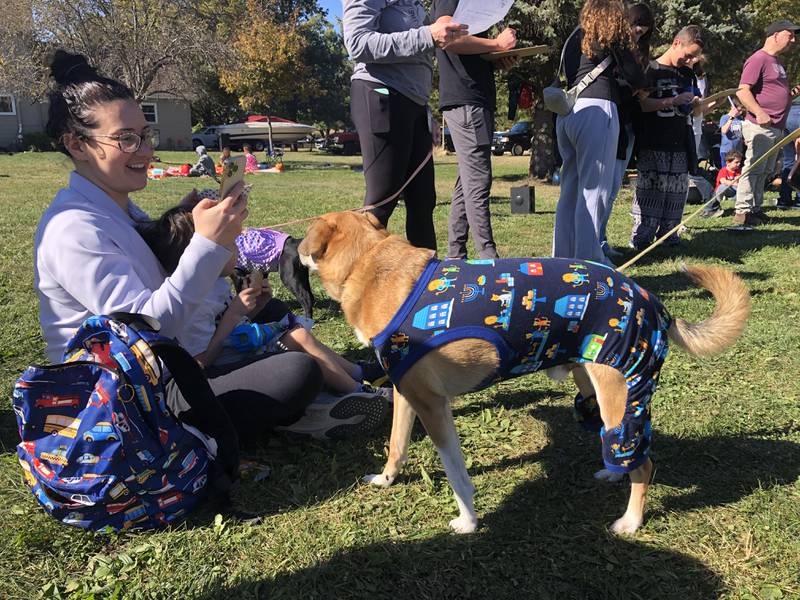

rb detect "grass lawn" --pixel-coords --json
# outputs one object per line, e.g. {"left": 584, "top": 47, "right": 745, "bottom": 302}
{"left": 0, "top": 149, "right": 798, "bottom": 599}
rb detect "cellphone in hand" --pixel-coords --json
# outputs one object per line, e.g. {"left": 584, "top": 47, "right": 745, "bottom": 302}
{"left": 219, "top": 155, "right": 247, "bottom": 199}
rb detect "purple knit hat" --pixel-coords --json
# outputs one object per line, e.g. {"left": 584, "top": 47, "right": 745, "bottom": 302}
{"left": 235, "top": 228, "right": 291, "bottom": 272}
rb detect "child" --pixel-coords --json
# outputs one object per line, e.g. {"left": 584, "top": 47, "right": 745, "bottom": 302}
{"left": 702, "top": 150, "right": 743, "bottom": 218}
{"left": 218, "top": 146, "right": 232, "bottom": 167}
{"left": 242, "top": 144, "right": 258, "bottom": 173}
{"left": 136, "top": 206, "right": 391, "bottom": 402}
{"left": 719, "top": 104, "right": 744, "bottom": 168}
{"left": 189, "top": 145, "right": 216, "bottom": 177}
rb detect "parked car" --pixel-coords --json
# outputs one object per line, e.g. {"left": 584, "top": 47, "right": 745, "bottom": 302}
{"left": 318, "top": 130, "right": 361, "bottom": 155}
{"left": 191, "top": 127, "right": 221, "bottom": 150}
{"left": 492, "top": 121, "right": 534, "bottom": 156}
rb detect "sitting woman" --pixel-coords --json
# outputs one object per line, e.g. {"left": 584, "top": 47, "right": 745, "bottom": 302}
{"left": 137, "top": 205, "right": 391, "bottom": 404}
{"left": 34, "top": 50, "right": 381, "bottom": 442}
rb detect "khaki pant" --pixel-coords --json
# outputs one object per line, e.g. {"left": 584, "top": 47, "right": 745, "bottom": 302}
{"left": 735, "top": 121, "right": 781, "bottom": 214}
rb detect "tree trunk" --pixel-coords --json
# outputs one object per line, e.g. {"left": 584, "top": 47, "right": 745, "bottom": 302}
{"left": 528, "top": 101, "right": 558, "bottom": 181}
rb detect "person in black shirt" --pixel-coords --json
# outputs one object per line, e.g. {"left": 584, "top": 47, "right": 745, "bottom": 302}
{"left": 553, "top": 0, "right": 647, "bottom": 265}
{"left": 433, "top": 0, "right": 517, "bottom": 259}
{"left": 630, "top": 25, "right": 704, "bottom": 250}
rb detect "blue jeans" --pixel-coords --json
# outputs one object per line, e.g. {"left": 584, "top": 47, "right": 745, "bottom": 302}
{"left": 778, "top": 104, "right": 800, "bottom": 205}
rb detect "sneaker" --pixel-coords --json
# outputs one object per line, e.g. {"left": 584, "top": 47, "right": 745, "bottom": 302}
{"left": 753, "top": 210, "right": 771, "bottom": 224}
{"left": 601, "top": 242, "right": 623, "bottom": 259}
{"left": 275, "top": 390, "right": 390, "bottom": 440}
{"left": 360, "top": 383, "right": 393, "bottom": 403}
{"left": 733, "top": 212, "right": 761, "bottom": 227}
{"left": 358, "top": 360, "right": 390, "bottom": 387}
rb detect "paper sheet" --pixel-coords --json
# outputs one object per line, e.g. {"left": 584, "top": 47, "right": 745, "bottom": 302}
{"left": 452, "top": 0, "right": 514, "bottom": 36}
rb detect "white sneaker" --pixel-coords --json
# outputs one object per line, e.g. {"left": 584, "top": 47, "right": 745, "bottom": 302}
{"left": 275, "top": 390, "right": 390, "bottom": 441}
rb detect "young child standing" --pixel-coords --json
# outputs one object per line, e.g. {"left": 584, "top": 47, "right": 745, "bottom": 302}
{"left": 703, "top": 150, "right": 743, "bottom": 217}
{"left": 136, "top": 206, "right": 391, "bottom": 402}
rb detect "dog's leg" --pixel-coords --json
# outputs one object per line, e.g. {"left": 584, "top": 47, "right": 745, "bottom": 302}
{"left": 574, "top": 364, "right": 625, "bottom": 483}
{"left": 585, "top": 363, "right": 651, "bottom": 534}
{"left": 280, "top": 238, "right": 315, "bottom": 319}
{"left": 611, "top": 457, "right": 653, "bottom": 535}
{"left": 414, "top": 397, "right": 478, "bottom": 534}
{"left": 363, "top": 387, "right": 416, "bottom": 488}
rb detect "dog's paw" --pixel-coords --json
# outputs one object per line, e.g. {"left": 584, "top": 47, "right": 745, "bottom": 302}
{"left": 610, "top": 514, "right": 642, "bottom": 536}
{"left": 362, "top": 473, "right": 394, "bottom": 488}
{"left": 594, "top": 468, "right": 625, "bottom": 483}
{"left": 449, "top": 515, "right": 478, "bottom": 534}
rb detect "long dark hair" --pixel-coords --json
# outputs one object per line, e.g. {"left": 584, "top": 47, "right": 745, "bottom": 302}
{"left": 628, "top": 3, "right": 654, "bottom": 62}
{"left": 45, "top": 50, "right": 134, "bottom": 155}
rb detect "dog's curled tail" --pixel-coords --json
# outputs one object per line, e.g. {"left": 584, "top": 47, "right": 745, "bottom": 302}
{"left": 667, "top": 264, "right": 751, "bottom": 358}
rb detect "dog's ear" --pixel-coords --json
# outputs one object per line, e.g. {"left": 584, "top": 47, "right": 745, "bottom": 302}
{"left": 364, "top": 211, "right": 385, "bottom": 231}
{"left": 299, "top": 218, "right": 335, "bottom": 262}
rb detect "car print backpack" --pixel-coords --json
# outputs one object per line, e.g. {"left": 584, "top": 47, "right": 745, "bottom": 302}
{"left": 12, "top": 313, "right": 240, "bottom": 532}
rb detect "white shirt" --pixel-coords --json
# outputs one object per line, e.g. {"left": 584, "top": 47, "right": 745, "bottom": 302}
{"left": 35, "top": 172, "right": 232, "bottom": 361}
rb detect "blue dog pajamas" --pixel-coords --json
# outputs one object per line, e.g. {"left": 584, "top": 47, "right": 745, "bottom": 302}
{"left": 372, "top": 257, "right": 672, "bottom": 474}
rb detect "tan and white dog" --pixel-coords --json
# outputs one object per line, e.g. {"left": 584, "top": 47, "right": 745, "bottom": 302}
{"left": 299, "top": 211, "right": 751, "bottom": 535}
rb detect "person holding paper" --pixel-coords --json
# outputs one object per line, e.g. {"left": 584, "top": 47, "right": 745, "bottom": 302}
{"left": 343, "top": 0, "right": 468, "bottom": 251}
{"left": 433, "top": 0, "right": 516, "bottom": 259}
{"left": 553, "top": 0, "right": 647, "bottom": 265}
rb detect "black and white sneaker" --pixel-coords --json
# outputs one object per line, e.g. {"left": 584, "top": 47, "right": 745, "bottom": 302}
{"left": 276, "top": 389, "right": 390, "bottom": 441}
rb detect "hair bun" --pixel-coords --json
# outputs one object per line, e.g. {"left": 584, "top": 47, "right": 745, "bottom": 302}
{"left": 50, "top": 50, "right": 97, "bottom": 86}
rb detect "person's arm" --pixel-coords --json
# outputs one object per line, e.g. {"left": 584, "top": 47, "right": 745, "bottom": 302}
{"left": 640, "top": 91, "right": 694, "bottom": 113}
{"left": 737, "top": 84, "right": 771, "bottom": 125}
{"left": 194, "top": 289, "right": 257, "bottom": 368}
{"left": 440, "top": 27, "right": 516, "bottom": 55}
{"left": 343, "top": 0, "right": 466, "bottom": 63}
{"left": 720, "top": 114, "right": 733, "bottom": 136}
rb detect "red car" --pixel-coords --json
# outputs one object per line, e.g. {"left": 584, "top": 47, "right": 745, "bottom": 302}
{"left": 31, "top": 457, "right": 55, "bottom": 480}
{"left": 156, "top": 491, "right": 184, "bottom": 510}
{"left": 35, "top": 394, "right": 81, "bottom": 409}
{"left": 106, "top": 497, "right": 138, "bottom": 515}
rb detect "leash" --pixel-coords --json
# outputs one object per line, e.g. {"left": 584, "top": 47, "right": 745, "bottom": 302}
{"left": 261, "top": 150, "right": 433, "bottom": 230}
{"left": 617, "top": 126, "right": 800, "bottom": 273}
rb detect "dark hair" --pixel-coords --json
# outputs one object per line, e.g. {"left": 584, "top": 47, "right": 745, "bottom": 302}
{"left": 243, "top": 144, "right": 252, "bottom": 153}
{"left": 628, "top": 3, "right": 654, "bottom": 61}
{"left": 675, "top": 25, "right": 705, "bottom": 50}
{"left": 725, "top": 150, "right": 744, "bottom": 163}
{"left": 136, "top": 206, "right": 195, "bottom": 274}
{"left": 46, "top": 50, "right": 135, "bottom": 155}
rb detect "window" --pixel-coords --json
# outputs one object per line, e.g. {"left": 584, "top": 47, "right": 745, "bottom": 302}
{"left": 0, "top": 94, "right": 15, "bottom": 115}
{"left": 141, "top": 102, "right": 158, "bottom": 123}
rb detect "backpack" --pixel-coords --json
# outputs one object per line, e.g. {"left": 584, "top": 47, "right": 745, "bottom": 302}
{"left": 12, "top": 313, "right": 239, "bottom": 532}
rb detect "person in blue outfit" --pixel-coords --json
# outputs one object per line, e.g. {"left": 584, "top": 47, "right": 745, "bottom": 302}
{"left": 777, "top": 97, "right": 800, "bottom": 209}
{"left": 372, "top": 257, "right": 671, "bottom": 474}
{"left": 719, "top": 103, "right": 745, "bottom": 168}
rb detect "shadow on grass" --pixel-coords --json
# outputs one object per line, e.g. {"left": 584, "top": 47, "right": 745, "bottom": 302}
{"left": 192, "top": 404, "right": 799, "bottom": 599}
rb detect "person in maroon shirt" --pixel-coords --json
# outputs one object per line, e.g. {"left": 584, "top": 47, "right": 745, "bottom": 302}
{"left": 734, "top": 19, "right": 800, "bottom": 227}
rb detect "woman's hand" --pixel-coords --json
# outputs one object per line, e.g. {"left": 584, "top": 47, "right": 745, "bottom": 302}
{"left": 192, "top": 181, "right": 248, "bottom": 247}
{"left": 430, "top": 16, "right": 468, "bottom": 49}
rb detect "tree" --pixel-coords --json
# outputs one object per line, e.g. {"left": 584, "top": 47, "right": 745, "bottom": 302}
{"left": 0, "top": 0, "right": 49, "bottom": 99}
{"left": 218, "top": 0, "right": 317, "bottom": 113}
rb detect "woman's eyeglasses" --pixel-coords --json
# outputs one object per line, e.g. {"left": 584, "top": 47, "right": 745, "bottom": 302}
{"left": 83, "top": 130, "right": 159, "bottom": 153}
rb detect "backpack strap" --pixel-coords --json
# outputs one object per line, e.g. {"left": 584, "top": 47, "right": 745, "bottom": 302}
{"left": 574, "top": 55, "right": 614, "bottom": 97}
{"left": 109, "top": 313, "right": 240, "bottom": 504}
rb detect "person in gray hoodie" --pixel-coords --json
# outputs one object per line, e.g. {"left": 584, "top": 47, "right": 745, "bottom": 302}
{"left": 343, "top": 0, "right": 466, "bottom": 250}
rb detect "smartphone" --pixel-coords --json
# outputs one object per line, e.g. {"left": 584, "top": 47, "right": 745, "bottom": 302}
{"left": 219, "top": 155, "right": 246, "bottom": 200}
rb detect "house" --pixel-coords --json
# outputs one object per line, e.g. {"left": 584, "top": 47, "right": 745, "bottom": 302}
{"left": 0, "top": 91, "right": 192, "bottom": 151}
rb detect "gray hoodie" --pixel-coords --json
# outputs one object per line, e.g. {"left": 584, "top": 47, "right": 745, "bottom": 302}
{"left": 343, "top": 0, "right": 435, "bottom": 106}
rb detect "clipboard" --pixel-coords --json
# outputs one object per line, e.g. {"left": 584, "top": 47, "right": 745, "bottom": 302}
{"left": 701, "top": 88, "right": 739, "bottom": 105}
{"left": 481, "top": 45, "right": 550, "bottom": 61}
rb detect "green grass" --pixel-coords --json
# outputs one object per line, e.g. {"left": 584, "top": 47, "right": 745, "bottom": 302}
{"left": 0, "top": 150, "right": 798, "bottom": 600}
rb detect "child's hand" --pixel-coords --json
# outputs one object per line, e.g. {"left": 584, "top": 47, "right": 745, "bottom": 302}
{"left": 231, "top": 286, "right": 260, "bottom": 317}
{"left": 252, "top": 279, "right": 273, "bottom": 315}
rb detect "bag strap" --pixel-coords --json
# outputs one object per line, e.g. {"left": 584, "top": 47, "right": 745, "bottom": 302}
{"left": 555, "top": 26, "right": 581, "bottom": 82}
{"left": 109, "top": 313, "right": 240, "bottom": 502}
{"left": 574, "top": 55, "right": 614, "bottom": 97}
